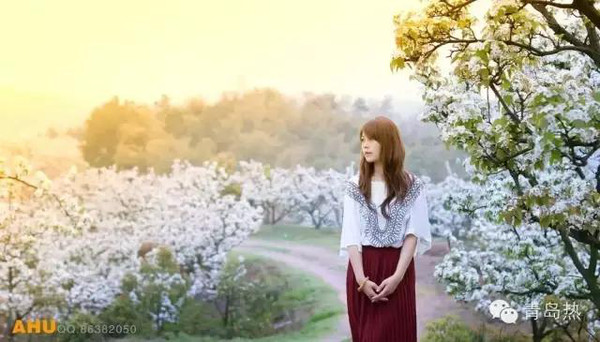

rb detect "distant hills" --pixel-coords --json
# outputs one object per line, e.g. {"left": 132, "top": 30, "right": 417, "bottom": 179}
{"left": 0, "top": 86, "right": 91, "bottom": 141}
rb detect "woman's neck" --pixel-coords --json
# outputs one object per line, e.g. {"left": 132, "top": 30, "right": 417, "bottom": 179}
{"left": 373, "top": 162, "right": 384, "bottom": 180}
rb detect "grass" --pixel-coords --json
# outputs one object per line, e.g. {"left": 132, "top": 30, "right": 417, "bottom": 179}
{"left": 254, "top": 245, "right": 291, "bottom": 253}
{"left": 113, "top": 250, "right": 344, "bottom": 342}
{"left": 251, "top": 224, "right": 341, "bottom": 253}
{"left": 251, "top": 223, "right": 447, "bottom": 254}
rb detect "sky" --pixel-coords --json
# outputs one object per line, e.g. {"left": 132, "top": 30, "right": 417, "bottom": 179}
{"left": 0, "top": 0, "right": 425, "bottom": 139}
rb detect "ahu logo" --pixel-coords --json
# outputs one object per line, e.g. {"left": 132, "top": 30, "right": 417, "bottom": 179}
{"left": 11, "top": 318, "right": 57, "bottom": 334}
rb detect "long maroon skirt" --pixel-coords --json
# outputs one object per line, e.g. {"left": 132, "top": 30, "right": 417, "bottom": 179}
{"left": 346, "top": 245, "right": 417, "bottom": 342}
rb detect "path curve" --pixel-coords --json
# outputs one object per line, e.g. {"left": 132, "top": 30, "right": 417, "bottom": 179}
{"left": 234, "top": 238, "right": 497, "bottom": 342}
{"left": 235, "top": 239, "right": 350, "bottom": 342}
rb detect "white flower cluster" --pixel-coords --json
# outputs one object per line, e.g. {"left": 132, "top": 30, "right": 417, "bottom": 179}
{"left": 230, "top": 159, "right": 354, "bottom": 228}
{"left": 430, "top": 172, "right": 600, "bottom": 335}
{"left": 0, "top": 158, "right": 263, "bottom": 320}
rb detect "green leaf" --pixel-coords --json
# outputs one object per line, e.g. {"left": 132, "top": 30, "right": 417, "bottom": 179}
{"left": 514, "top": 210, "right": 523, "bottom": 226}
{"left": 475, "top": 49, "right": 489, "bottom": 63}
{"left": 525, "top": 196, "right": 534, "bottom": 207}
{"left": 550, "top": 150, "right": 562, "bottom": 164}
{"left": 534, "top": 159, "right": 544, "bottom": 170}
{"left": 540, "top": 215, "right": 550, "bottom": 228}
{"left": 496, "top": 149, "right": 507, "bottom": 159}
{"left": 480, "top": 68, "right": 490, "bottom": 85}
{"left": 572, "top": 119, "right": 587, "bottom": 128}
{"left": 390, "top": 57, "right": 405, "bottom": 72}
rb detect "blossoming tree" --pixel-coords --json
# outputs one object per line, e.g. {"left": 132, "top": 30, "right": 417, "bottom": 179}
{"left": 0, "top": 157, "right": 263, "bottom": 337}
{"left": 391, "top": 0, "right": 600, "bottom": 339}
{"left": 0, "top": 156, "right": 91, "bottom": 338}
{"left": 432, "top": 171, "right": 599, "bottom": 340}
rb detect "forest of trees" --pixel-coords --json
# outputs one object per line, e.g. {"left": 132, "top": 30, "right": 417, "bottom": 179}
{"left": 77, "top": 88, "right": 466, "bottom": 182}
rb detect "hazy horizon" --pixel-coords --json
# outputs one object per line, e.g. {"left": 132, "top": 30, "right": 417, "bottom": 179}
{"left": 0, "top": 0, "right": 425, "bottom": 140}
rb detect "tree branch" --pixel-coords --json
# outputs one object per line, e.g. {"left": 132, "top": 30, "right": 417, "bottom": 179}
{"left": 558, "top": 227, "right": 600, "bottom": 309}
{"left": 573, "top": 0, "right": 600, "bottom": 31}
{"left": 531, "top": 4, "right": 585, "bottom": 44}
{"left": 502, "top": 39, "right": 600, "bottom": 65}
{"left": 585, "top": 19, "right": 600, "bottom": 53}
{"left": 525, "top": 0, "right": 575, "bottom": 10}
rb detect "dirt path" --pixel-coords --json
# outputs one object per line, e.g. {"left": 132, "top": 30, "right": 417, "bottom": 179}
{"left": 235, "top": 239, "right": 496, "bottom": 342}
{"left": 235, "top": 239, "right": 350, "bottom": 342}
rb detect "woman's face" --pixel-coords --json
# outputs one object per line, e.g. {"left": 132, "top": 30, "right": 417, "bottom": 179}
{"left": 361, "top": 132, "right": 381, "bottom": 163}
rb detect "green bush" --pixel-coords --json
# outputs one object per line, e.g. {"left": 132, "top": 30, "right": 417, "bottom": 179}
{"left": 176, "top": 296, "right": 224, "bottom": 337}
{"left": 97, "top": 246, "right": 188, "bottom": 339}
{"left": 422, "top": 315, "right": 531, "bottom": 342}
{"left": 214, "top": 255, "right": 290, "bottom": 338}
{"left": 97, "top": 294, "right": 154, "bottom": 339}
{"left": 54, "top": 251, "right": 333, "bottom": 341}
{"left": 422, "top": 315, "right": 478, "bottom": 342}
{"left": 56, "top": 311, "right": 105, "bottom": 342}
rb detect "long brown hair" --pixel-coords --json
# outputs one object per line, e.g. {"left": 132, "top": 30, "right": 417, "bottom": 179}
{"left": 358, "top": 116, "right": 413, "bottom": 220}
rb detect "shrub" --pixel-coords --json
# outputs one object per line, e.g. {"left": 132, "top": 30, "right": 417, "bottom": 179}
{"left": 97, "top": 295, "right": 154, "bottom": 339}
{"left": 422, "top": 315, "right": 477, "bottom": 342}
{"left": 56, "top": 311, "right": 105, "bottom": 342}
{"left": 423, "top": 315, "right": 531, "bottom": 342}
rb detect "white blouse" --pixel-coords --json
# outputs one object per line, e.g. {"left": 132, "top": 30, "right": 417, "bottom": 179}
{"left": 338, "top": 174, "right": 432, "bottom": 258}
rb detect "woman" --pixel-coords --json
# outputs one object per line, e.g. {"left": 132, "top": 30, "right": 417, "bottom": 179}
{"left": 339, "top": 116, "right": 432, "bottom": 341}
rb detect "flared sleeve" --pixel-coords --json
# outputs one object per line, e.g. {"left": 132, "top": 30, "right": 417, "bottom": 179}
{"left": 404, "top": 186, "right": 432, "bottom": 256}
{"left": 339, "top": 179, "right": 362, "bottom": 258}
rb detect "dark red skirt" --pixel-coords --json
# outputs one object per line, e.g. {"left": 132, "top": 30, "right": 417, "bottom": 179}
{"left": 346, "top": 245, "right": 417, "bottom": 342}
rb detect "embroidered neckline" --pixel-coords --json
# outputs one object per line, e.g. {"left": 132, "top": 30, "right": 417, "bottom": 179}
{"left": 344, "top": 177, "right": 423, "bottom": 247}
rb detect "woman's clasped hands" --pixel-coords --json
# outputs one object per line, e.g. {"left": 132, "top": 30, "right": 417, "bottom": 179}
{"left": 361, "top": 274, "right": 403, "bottom": 303}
